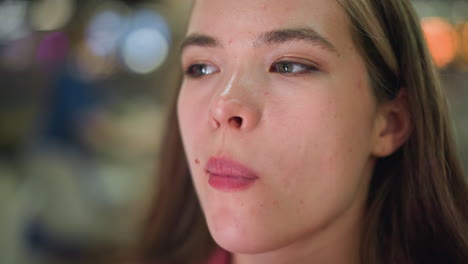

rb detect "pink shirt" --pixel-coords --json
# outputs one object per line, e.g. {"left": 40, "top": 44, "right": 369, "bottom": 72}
{"left": 206, "top": 248, "right": 231, "bottom": 264}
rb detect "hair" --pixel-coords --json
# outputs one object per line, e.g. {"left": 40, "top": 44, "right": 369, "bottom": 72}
{"left": 137, "top": 0, "right": 468, "bottom": 263}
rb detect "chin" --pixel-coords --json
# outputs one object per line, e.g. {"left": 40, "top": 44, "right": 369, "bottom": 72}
{"left": 207, "top": 220, "right": 290, "bottom": 255}
{"left": 211, "top": 232, "right": 271, "bottom": 254}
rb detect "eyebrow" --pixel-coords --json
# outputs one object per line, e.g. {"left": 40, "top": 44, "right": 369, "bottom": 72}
{"left": 180, "top": 33, "right": 222, "bottom": 51}
{"left": 180, "top": 27, "right": 339, "bottom": 55}
{"left": 255, "top": 28, "right": 338, "bottom": 54}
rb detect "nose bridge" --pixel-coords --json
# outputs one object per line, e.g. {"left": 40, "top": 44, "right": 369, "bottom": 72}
{"left": 220, "top": 60, "right": 259, "bottom": 94}
{"left": 209, "top": 67, "right": 262, "bottom": 131}
{"left": 220, "top": 70, "right": 240, "bottom": 97}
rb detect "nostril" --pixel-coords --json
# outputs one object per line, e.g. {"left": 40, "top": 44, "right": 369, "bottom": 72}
{"left": 228, "top": 116, "right": 243, "bottom": 128}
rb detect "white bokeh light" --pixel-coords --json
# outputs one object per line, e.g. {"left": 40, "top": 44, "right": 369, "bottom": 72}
{"left": 122, "top": 28, "right": 169, "bottom": 74}
{"left": 130, "top": 9, "right": 171, "bottom": 44}
{"left": 0, "top": 1, "right": 28, "bottom": 41}
{"left": 86, "top": 10, "right": 127, "bottom": 57}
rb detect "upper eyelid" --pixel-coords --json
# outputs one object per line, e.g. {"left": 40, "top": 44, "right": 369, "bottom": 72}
{"left": 273, "top": 61, "right": 316, "bottom": 68}
{"left": 182, "top": 55, "right": 321, "bottom": 69}
{"left": 273, "top": 57, "right": 319, "bottom": 66}
{"left": 182, "top": 59, "right": 218, "bottom": 69}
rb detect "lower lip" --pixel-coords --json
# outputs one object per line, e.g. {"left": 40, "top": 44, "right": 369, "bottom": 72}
{"left": 208, "top": 173, "right": 257, "bottom": 191}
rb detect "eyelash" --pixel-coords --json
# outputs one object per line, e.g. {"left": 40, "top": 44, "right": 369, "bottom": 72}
{"left": 269, "top": 60, "right": 319, "bottom": 75}
{"left": 184, "top": 63, "right": 219, "bottom": 78}
{"left": 184, "top": 60, "right": 320, "bottom": 79}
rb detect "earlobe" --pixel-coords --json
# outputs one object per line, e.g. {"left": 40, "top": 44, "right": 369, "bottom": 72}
{"left": 371, "top": 89, "right": 412, "bottom": 158}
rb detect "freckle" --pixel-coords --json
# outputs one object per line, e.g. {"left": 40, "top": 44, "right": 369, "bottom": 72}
{"left": 195, "top": 159, "right": 200, "bottom": 164}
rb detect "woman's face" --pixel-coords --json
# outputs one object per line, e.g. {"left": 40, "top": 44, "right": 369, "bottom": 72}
{"left": 178, "top": 0, "right": 384, "bottom": 255}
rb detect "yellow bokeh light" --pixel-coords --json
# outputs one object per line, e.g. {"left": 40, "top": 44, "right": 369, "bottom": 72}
{"left": 30, "top": 0, "right": 75, "bottom": 31}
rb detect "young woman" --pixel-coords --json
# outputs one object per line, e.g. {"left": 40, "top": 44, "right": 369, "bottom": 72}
{"left": 138, "top": 0, "right": 468, "bottom": 263}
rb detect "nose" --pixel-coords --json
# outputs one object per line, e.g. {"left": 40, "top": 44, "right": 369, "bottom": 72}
{"left": 209, "top": 78, "right": 261, "bottom": 132}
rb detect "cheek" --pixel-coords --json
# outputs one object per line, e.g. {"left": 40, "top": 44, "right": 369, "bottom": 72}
{"left": 177, "top": 88, "right": 193, "bottom": 152}
{"left": 263, "top": 82, "right": 376, "bottom": 213}
{"left": 177, "top": 84, "right": 216, "bottom": 202}
{"left": 177, "top": 85, "right": 209, "bottom": 156}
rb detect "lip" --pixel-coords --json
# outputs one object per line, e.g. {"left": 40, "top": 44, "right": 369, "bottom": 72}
{"left": 205, "top": 157, "right": 259, "bottom": 191}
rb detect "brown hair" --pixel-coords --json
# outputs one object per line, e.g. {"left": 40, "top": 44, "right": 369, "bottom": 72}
{"left": 138, "top": 0, "right": 468, "bottom": 263}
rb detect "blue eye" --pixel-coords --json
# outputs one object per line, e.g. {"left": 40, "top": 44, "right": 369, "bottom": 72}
{"left": 270, "top": 61, "right": 319, "bottom": 75}
{"left": 185, "top": 63, "right": 219, "bottom": 78}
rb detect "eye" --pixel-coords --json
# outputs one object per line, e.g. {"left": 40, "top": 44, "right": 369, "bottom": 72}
{"left": 270, "top": 61, "right": 319, "bottom": 75}
{"left": 185, "top": 63, "right": 219, "bottom": 78}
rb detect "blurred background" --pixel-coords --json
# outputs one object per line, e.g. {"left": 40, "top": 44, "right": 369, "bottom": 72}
{"left": 0, "top": 0, "right": 466, "bottom": 263}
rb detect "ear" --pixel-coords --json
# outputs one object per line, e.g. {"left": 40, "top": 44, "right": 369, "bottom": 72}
{"left": 371, "top": 89, "right": 412, "bottom": 158}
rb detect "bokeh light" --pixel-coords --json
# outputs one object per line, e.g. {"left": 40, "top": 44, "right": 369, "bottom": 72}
{"left": 122, "top": 28, "right": 169, "bottom": 74}
{"left": 29, "top": 0, "right": 75, "bottom": 31}
{"left": 120, "top": 9, "right": 171, "bottom": 74}
{"left": 0, "top": 0, "right": 29, "bottom": 42}
{"left": 86, "top": 10, "right": 127, "bottom": 57}
{"left": 421, "top": 17, "right": 459, "bottom": 68}
{"left": 36, "top": 31, "right": 70, "bottom": 69}
{"left": 130, "top": 9, "right": 171, "bottom": 44}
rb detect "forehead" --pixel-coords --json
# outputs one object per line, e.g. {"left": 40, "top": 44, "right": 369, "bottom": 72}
{"left": 188, "top": 0, "right": 352, "bottom": 51}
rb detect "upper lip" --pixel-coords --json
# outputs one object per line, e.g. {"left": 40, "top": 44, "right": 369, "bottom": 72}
{"left": 205, "top": 156, "right": 259, "bottom": 179}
